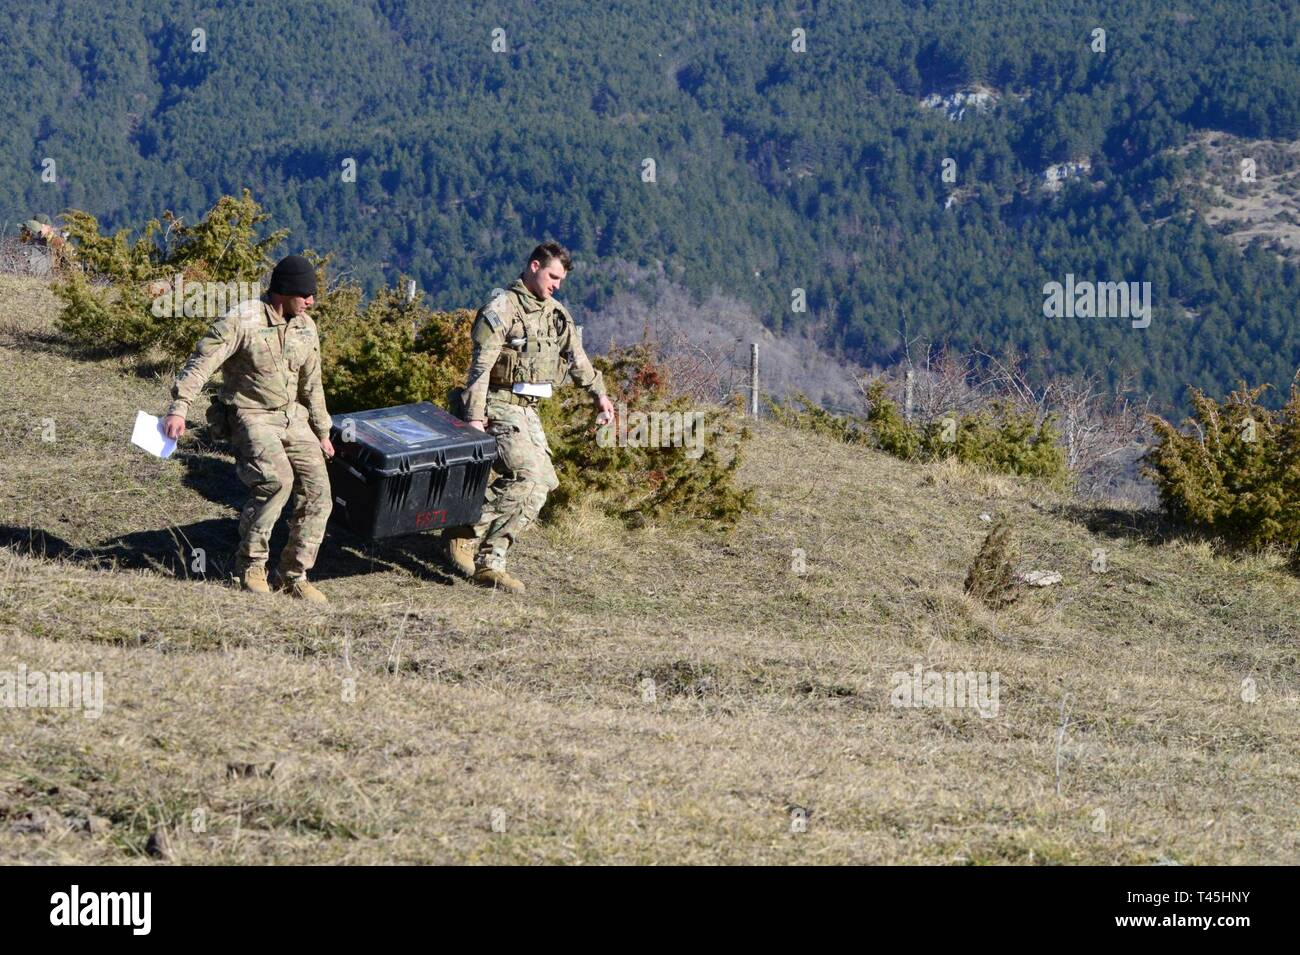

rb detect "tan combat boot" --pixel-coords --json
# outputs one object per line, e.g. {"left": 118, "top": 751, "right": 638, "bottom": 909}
{"left": 280, "top": 577, "right": 329, "bottom": 605}
{"left": 472, "top": 567, "right": 525, "bottom": 594}
{"left": 241, "top": 565, "right": 271, "bottom": 595}
{"left": 442, "top": 527, "right": 478, "bottom": 578}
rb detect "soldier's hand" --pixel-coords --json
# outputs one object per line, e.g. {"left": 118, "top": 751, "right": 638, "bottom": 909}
{"left": 468, "top": 419, "right": 486, "bottom": 432}
{"left": 320, "top": 436, "right": 335, "bottom": 458}
{"left": 163, "top": 414, "right": 186, "bottom": 439}
{"left": 595, "top": 395, "right": 615, "bottom": 426}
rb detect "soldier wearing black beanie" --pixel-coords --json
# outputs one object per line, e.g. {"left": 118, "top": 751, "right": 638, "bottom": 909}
{"left": 268, "top": 254, "right": 318, "bottom": 299}
{"left": 162, "top": 250, "right": 335, "bottom": 604}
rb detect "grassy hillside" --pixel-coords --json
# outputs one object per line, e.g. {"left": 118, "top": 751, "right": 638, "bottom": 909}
{"left": 1, "top": 276, "right": 1297, "bottom": 864}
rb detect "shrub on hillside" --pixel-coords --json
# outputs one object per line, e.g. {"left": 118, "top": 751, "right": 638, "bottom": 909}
{"left": 857, "top": 348, "right": 1145, "bottom": 492}
{"left": 1146, "top": 382, "right": 1300, "bottom": 549}
{"left": 863, "top": 380, "right": 922, "bottom": 461}
{"left": 929, "top": 401, "right": 1068, "bottom": 480}
{"left": 770, "top": 381, "right": 1067, "bottom": 483}
{"left": 541, "top": 342, "right": 755, "bottom": 526}
{"left": 766, "top": 391, "right": 871, "bottom": 445}
{"left": 53, "top": 191, "right": 287, "bottom": 362}
{"left": 316, "top": 272, "right": 473, "bottom": 415}
{"left": 868, "top": 382, "right": 1068, "bottom": 482}
{"left": 964, "top": 517, "right": 1022, "bottom": 609}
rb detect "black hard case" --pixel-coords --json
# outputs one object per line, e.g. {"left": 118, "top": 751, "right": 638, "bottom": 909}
{"left": 326, "top": 402, "right": 497, "bottom": 540}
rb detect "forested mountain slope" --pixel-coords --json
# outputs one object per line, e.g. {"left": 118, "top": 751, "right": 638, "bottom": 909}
{"left": 3, "top": 1, "right": 1299, "bottom": 411}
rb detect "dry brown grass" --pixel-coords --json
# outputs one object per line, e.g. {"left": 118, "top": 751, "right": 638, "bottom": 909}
{"left": 1, "top": 277, "right": 1297, "bottom": 864}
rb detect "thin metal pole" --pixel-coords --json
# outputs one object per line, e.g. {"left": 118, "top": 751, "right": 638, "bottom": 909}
{"left": 407, "top": 280, "right": 418, "bottom": 338}
{"left": 749, "top": 343, "right": 759, "bottom": 417}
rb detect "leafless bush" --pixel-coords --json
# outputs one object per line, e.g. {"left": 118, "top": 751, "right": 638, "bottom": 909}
{"left": 858, "top": 344, "right": 1047, "bottom": 424}
{"left": 0, "top": 234, "right": 52, "bottom": 278}
{"left": 651, "top": 328, "right": 739, "bottom": 404}
{"left": 580, "top": 264, "right": 865, "bottom": 410}
{"left": 1051, "top": 373, "right": 1153, "bottom": 498}
{"left": 0, "top": 222, "right": 72, "bottom": 280}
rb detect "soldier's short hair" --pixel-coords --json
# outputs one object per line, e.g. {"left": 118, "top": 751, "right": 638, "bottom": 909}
{"left": 527, "top": 241, "right": 572, "bottom": 273}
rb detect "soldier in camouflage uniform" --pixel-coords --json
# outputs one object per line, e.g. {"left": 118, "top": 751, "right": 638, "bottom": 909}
{"left": 445, "top": 241, "right": 614, "bottom": 594}
{"left": 162, "top": 255, "right": 336, "bottom": 604}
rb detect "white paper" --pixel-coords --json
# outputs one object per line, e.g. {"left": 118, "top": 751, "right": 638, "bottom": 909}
{"left": 131, "top": 411, "right": 177, "bottom": 459}
{"left": 512, "top": 382, "right": 553, "bottom": 398}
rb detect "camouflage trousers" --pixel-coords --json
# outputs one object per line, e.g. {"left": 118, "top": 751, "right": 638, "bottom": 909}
{"left": 470, "top": 394, "right": 558, "bottom": 571}
{"left": 231, "top": 404, "right": 332, "bottom": 581}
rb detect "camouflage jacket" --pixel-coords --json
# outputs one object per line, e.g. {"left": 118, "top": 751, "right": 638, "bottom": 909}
{"left": 166, "top": 297, "right": 332, "bottom": 439}
{"left": 463, "top": 279, "right": 605, "bottom": 422}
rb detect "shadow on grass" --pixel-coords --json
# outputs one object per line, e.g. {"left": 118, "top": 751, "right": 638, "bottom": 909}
{"left": 0, "top": 319, "right": 133, "bottom": 359}
{"left": 1054, "top": 501, "right": 1192, "bottom": 547}
{"left": 0, "top": 517, "right": 458, "bottom": 587}
{"left": 0, "top": 324, "right": 71, "bottom": 355}
{"left": 0, "top": 319, "right": 178, "bottom": 385}
{"left": 169, "top": 443, "right": 459, "bottom": 585}
{"left": 176, "top": 444, "right": 245, "bottom": 511}
{"left": 0, "top": 519, "right": 238, "bottom": 579}
{"left": 312, "top": 527, "right": 458, "bottom": 587}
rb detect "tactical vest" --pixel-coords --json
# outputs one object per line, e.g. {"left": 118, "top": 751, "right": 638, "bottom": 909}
{"left": 488, "top": 302, "right": 572, "bottom": 389}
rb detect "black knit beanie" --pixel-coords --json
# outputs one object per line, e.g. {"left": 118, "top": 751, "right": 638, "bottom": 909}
{"left": 269, "top": 255, "right": 317, "bottom": 297}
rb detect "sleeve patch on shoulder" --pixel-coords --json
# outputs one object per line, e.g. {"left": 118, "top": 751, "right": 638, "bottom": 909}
{"left": 483, "top": 309, "right": 505, "bottom": 333}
